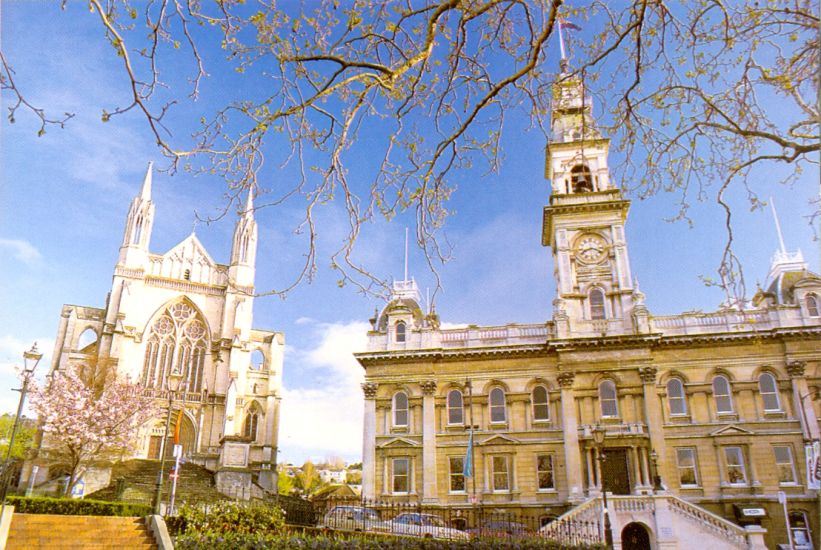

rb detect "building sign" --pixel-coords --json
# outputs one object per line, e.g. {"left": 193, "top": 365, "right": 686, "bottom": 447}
{"left": 805, "top": 442, "right": 820, "bottom": 490}
{"left": 70, "top": 479, "right": 85, "bottom": 499}
{"left": 739, "top": 508, "right": 766, "bottom": 517}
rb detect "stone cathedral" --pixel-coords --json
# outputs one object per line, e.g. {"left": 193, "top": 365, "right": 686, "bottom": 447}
{"left": 28, "top": 164, "right": 284, "bottom": 496}
{"left": 357, "top": 65, "right": 821, "bottom": 549}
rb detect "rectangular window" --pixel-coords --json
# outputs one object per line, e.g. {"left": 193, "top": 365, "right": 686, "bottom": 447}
{"left": 724, "top": 447, "right": 747, "bottom": 485}
{"left": 773, "top": 446, "right": 796, "bottom": 484}
{"left": 537, "top": 455, "right": 555, "bottom": 490}
{"left": 492, "top": 456, "right": 510, "bottom": 492}
{"left": 392, "top": 458, "right": 409, "bottom": 494}
{"left": 676, "top": 448, "right": 699, "bottom": 487}
{"left": 449, "top": 457, "right": 465, "bottom": 492}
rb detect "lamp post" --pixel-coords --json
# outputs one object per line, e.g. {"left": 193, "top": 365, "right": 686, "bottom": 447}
{"left": 649, "top": 449, "right": 663, "bottom": 491}
{"left": 1, "top": 343, "right": 42, "bottom": 514}
{"left": 152, "top": 372, "right": 183, "bottom": 515}
{"left": 592, "top": 424, "right": 613, "bottom": 549}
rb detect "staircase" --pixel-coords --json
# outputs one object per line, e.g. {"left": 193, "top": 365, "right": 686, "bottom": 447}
{"left": 88, "top": 459, "right": 228, "bottom": 505}
{"left": 6, "top": 514, "right": 156, "bottom": 549}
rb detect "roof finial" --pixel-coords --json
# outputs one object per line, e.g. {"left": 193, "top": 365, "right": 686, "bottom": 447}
{"left": 769, "top": 197, "right": 787, "bottom": 255}
{"left": 141, "top": 161, "right": 154, "bottom": 200}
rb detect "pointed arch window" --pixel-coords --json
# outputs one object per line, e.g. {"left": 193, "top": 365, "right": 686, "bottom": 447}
{"left": 395, "top": 321, "right": 407, "bottom": 343}
{"left": 590, "top": 288, "right": 606, "bottom": 320}
{"left": 447, "top": 390, "right": 464, "bottom": 425}
{"left": 712, "top": 375, "right": 734, "bottom": 414}
{"left": 141, "top": 301, "right": 208, "bottom": 393}
{"left": 806, "top": 294, "right": 820, "bottom": 317}
{"left": 243, "top": 407, "right": 260, "bottom": 441}
{"left": 532, "top": 385, "right": 550, "bottom": 422}
{"left": 571, "top": 164, "right": 593, "bottom": 193}
{"left": 667, "top": 378, "right": 687, "bottom": 416}
{"left": 599, "top": 380, "right": 619, "bottom": 418}
{"left": 489, "top": 387, "right": 507, "bottom": 423}
{"left": 758, "top": 373, "right": 781, "bottom": 411}
{"left": 393, "top": 391, "right": 409, "bottom": 427}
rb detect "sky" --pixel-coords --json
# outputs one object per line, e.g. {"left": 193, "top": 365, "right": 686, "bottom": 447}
{"left": 1, "top": 2, "right": 818, "bottom": 466}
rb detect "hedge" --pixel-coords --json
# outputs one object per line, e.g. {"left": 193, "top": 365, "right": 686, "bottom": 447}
{"left": 174, "top": 532, "right": 603, "bottom": 550}
{"left": 7, "top": 496, "right": 151, "bottom": 517}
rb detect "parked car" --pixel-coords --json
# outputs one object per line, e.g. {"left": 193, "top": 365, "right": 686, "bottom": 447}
{"left": 322, "top": 506, "right": 390, "bottom": 533}
{"left": 387, "top": 512, "right": 470, "bottom": 541}
{"left": 468, "top": 520, "right": 535, "bottom": 539}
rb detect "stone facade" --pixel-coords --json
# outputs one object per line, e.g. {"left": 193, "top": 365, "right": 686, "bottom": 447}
{"left": 356, "top": 66, "right": 821, "bottom": 549}
{"left": 27, "top": 165, "right": 284, "bottom": 495}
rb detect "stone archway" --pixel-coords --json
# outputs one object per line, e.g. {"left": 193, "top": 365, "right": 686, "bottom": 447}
{"left": 621, "top": 522, "right": 651, "bottom": 550}
{"left": 147, "top": 410, "right": 197, "bottom": 459}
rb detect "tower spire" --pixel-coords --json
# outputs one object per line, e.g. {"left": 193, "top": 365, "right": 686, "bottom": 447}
{"left": 770, "top": 197, "right": 787, "bottom": 255}
{"left": 245, "top": 187, "right": 254, "bottom": 215}
{"left": 141, "top": 161, "right": 153, "bottom": 200}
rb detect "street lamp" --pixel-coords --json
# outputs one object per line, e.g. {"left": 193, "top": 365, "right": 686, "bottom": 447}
{"left": 650, "top": 449, "right": 663, "bottom": 491}
{"left": 1, "top": 343, "right": 42, "bottom": 512}
{"left": 592, "top": 424, "right": 613, "bottom": 549}
{"left": 152, "top": 371, "right": 184, "bottom": 515}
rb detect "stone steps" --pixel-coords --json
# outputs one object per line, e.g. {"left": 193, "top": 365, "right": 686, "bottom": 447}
{"left": 6, "top": 514, "right": 157, "bottom": 550}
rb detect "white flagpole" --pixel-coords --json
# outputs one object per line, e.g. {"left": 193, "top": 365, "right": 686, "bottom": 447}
{"left": 558, "top": 20, "right": 566, "bottom": 60}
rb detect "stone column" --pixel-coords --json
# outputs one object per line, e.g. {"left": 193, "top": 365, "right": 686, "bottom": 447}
{"left": 640, "top": 366, "right": 668, "bottom": 489}
{"left": 362, "top": 382, "right": 378, "bottom": 499}
{"left": 788, "top": 361, "right": 821, "bottom": 440}
{"left": 559, "top": 372, "right": 584, "bottom": 501}
{"left": 420, "top": 380, "right": 438, "bottom": 503}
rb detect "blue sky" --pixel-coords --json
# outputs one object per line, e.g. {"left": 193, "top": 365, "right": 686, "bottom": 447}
{"left": 1, "top": 3, "right": 818, "bottom": 465}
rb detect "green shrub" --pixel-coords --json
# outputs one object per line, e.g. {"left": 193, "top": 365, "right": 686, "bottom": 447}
{"left": 172, "top": 501, "right": 285, "bottom": 537}
{"left": 174, "top": 531, "right": 603, "bottom": 549}
{"left": 7, "top": 496, "right": 151, "bottom": 517}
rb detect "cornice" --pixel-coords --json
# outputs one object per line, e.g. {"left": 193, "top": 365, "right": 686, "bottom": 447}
{"left": 355, "top": 344, "right": 549, "bottom": 366}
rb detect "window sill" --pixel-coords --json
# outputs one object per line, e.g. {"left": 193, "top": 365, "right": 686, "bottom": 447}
{"left": 668, "top": 414, "right": 691, "bottom": 424}
{"left": 489, "top": 422, "right": 508, "bottom": 429}
{"left": 716, "top": 413, "right": 739, "bottom": 422}
{"left": 537, "top": 488, "right": 558, "bottom": 493}
{"left": 391, "top": 427, "right": 409, "bottom": 434}
{"left": 763, "top": 410, "right": 786, "bottom": 419}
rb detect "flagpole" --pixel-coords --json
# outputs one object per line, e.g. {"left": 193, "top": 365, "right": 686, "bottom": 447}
{"left": 558, "top": 19, "right": 566, "bottom": 61}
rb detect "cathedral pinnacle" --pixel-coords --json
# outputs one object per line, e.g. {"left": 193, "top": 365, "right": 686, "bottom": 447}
{"left": 140, "top": 162, "right": 154, "bottom": 200}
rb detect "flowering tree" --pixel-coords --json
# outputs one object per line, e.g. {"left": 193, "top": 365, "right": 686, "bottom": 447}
{"left": 30, "top": 368, "right": 157, "bottom": 495}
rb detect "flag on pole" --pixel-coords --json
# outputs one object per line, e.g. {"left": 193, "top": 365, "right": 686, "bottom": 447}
{"left": 173, "top": 409, "right": 184, "bottom": 446}
{"left": 463, "top": 430, "right": 473, "bottom": 478}
{"left": 559, "top": 20, "right": 581, "bottom": 31}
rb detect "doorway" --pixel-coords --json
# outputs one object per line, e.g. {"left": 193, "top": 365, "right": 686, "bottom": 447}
{"left": 602, "top": 448, "right": 631, "bottom": 495}
{"left": 621, "top": 522, "right": 651, "bottom": 550}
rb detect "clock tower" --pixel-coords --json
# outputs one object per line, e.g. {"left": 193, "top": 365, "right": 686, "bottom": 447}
{"left": 542, "top": 63, "right": 649, "bottom": 338}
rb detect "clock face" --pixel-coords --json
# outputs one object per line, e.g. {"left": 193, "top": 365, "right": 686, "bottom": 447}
{"left": 575, "top": 234, "right": 607, "bottom": 263}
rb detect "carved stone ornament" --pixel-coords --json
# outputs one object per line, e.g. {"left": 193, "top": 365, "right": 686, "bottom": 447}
{"left": 361, "top": 382, "right": 379, "bottom": 399}
{"left": 420, "top": 380, "right": 437, "bottom": 395}
{"left": 786, "top": 361, "right": 807, "bottom": 378}
{"left": 557, "top": 372, "right": 575, "bottom": 389}
{"left": 638, "top": 366, "right": 658, "bottom": 384}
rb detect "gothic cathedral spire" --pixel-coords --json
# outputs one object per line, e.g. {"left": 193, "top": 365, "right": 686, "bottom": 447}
{"left": 542, "top": 67, "right": 648, "bottom": 338}
{"left": 118, "top": 162, "right": 156, "bottom": 269}
{"left": 229, "top": 188, "right": 258, "bottom": 288}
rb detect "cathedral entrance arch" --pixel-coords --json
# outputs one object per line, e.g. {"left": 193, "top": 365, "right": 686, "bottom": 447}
{"left": 621, "top": 522, "right": 651, "bottom": 550}
{"left": 147, "top": 410, "right": 197, "bottom": 459}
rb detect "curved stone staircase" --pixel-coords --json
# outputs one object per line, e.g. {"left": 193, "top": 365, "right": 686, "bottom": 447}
{"left": 6, "top": 514, "right": 156, "bottom": 550}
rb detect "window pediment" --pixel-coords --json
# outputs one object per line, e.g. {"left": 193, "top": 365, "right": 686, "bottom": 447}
{"left": 710, "top": 425, "right": 754, "bottom": 437}
{"left": 378, "top": 437, "right": 420, "bottom": 449}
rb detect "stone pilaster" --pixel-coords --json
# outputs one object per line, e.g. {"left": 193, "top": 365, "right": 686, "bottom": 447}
{"left": 558, "top": 372, "right": 584, "bottom": 501}
{"left": 787, "top": 361, "right": 821, "bottom": 440}
{"left": 362, "top": 382, "right": 378, "bottom": 499}
{"left": 639, "top": 365, "right": 668, "bottom": 489}
{"left": 420, "top": 381, "right": 438, "bottom": 503}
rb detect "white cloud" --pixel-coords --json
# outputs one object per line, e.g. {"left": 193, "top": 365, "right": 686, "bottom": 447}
{"left": 0, "top": 238, "right": 43, "bottom": 266}
{"left": 278, "top": 321, "right": 368, "bottom": 464}
{"left": 0, "top": 335, "right": 54, "bottom": 415}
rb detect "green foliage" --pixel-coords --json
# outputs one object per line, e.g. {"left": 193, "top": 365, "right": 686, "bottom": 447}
{"left": 278, "top": 471, "right": 295, "bottom": 495}
{"left": 172, "top": 501, "right": 285, "bottom": 537}
{"left": 0, "top": 415, "right": 36, "bottom": 460}
{"left": 174, "top": 531, "right": 603, "bottom": 550}
{"left": 7, "top": 496, "right": 150, "bottom": 517}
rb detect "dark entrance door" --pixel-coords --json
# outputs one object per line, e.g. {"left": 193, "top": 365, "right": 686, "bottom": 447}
{"left": 621, "top": 522, "right": 651, "bottom": 550}
{"left": 147, "top": 436, "right": 162, "bottom": 459}
{"left": 602, "top": 448, "right": 631, "bottom": 495}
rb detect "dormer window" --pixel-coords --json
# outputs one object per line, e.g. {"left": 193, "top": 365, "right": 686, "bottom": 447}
{"left": 570, "top": 164, "right": 593, "bottom": 193}
{"left": 806, "top": 294, "right": 820, "bottom": 317}
{"left": 395, "top": 321, "right": 406, "bottom": 343}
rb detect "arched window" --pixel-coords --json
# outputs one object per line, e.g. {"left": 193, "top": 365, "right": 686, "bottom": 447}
{"left": 806, "top": 295, "right": 820, "bottom": 317}
{"left": 489, "top": 388, "right": 507, "bottom": 423}
{"left": 141, "top": 301, "right": 208, "bottom": 393}
{"left": 447, "top": 390, "right": 463, "bottom": 425}
{"left": 77, "top": 328, "right": 98, "bottom": 353}
{"left": 395, "top": 321, "right": 406, "bottom": 343}
{"left": 590, "top": 288, "right": 606, "bottom": 320}
{"left": 532, "top": 386, "right": 550, "bottom": 422}
{"left": 243, "top": 408, "right": 260, "bottom": 441}
{"left": 250, "top": 349, "right": 265, "bottom": 371}
{"left": 570, "top": 164, "right": 593, "bottom": 193}
{"left": 667, "top": 378, "right": 687, "bottom": 416}
{"left": 393, "top": 391, "right": 409, "bottom": 427}
{"left": 599, "top": 380, "right": 619, "bottom": 418}
{"left": 712, "top": 375, "right": 734, "bottom": 414}
{"left": 758, "top": 373, "right": 781, "bottom": 411}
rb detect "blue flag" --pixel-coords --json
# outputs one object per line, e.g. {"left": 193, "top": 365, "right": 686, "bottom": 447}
{"left": 463, "top": 430, "right": 473, "bottom": 478}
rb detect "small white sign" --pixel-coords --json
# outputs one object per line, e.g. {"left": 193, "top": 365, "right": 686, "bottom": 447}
{"left": 777, "top": 490, "right": 786, "bottom": 505}
{"left": 173, "top": 444, "right": 183, "bottom": 458}
{"left": 70, "top": 479, "right": 85, "bottom": 499}
{"left": 741, "top": 508, "right": 766, "bottom": 517}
